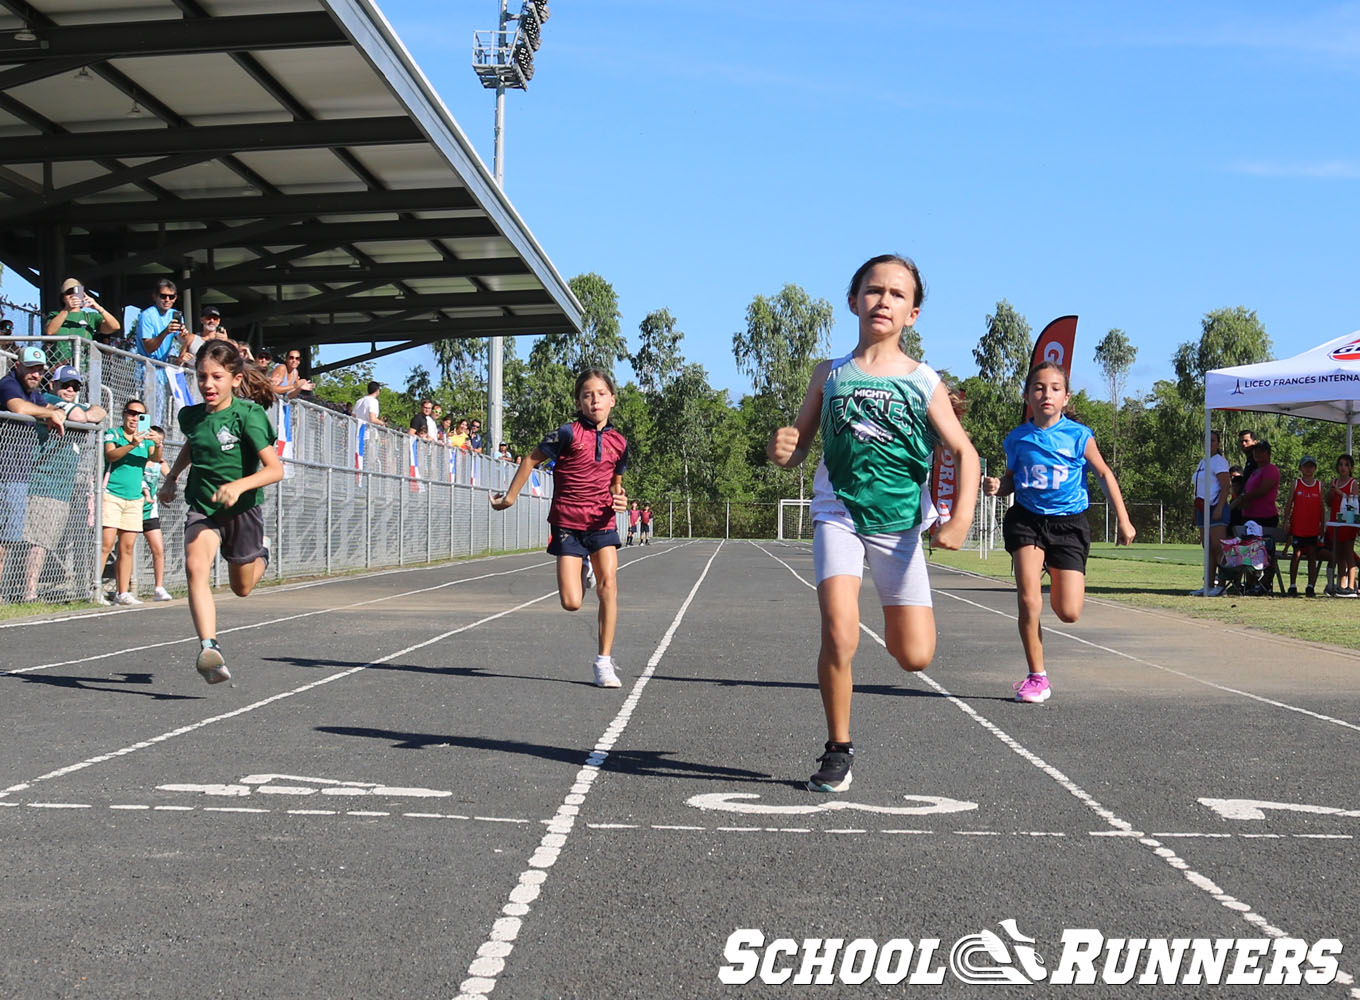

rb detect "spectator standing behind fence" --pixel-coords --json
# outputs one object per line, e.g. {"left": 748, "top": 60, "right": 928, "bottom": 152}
{"left": 1281, "top": 456, "right": 1325, "bottom": 598}
{"left": 410, "top": 399, "right": 437, "bottom": 440}
{"left": 177, "top": 305, "right": 226, "bottom": 366}
{"left": 0, "top": 347, "right": 65, "bottom": 593}
{"left": 100, "top": 399, "right": 161, "bottom": 606}
{"left": 497, "top": 441, "right": 513, "bottom": 463}
{"left": 352, "top": 381, "right": 385, "bottom": 426}
{"left": 134, "top": 279, "right": 185, "bottom": 365}
{"left": 18, "top": 363, "right": 103, "bottom": 602}
{"left": 44, "top": 278, "right": 119, "bottom": 368}
{"left": 269, "top": 348, "right": 314, "bottom": 400}
{"left": 140, "top": 426, "right": 173, "bottom": 602}
{"left": 449, "top": 419, "right": 470, "bottom": 450}
{"left": 469, "top": 419, "right": 484, "bottom": 453}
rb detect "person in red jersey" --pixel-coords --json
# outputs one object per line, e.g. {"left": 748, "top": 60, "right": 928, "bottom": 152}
{"left": 491, "top": 368, "right": 629, "bottom": 688}
{"left": 1281, "top": 456, "right": 1325, "bottom": 597}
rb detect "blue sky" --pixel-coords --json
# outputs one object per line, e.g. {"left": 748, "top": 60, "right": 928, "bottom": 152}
{"left": 7, "top": 1, "right": 1357, "bottom": 406}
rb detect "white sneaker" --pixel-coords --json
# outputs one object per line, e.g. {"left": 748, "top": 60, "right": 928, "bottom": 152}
{"left": 153, "top": 586, "right": 173, "bottom": 602}
{"left": 114, "top": 592, "right": 143, "bottom": 606}
{"left": 592, "top": 658, "right": 621, "bottom": 688}
{"left": 582, "top": 559, "right": 596, "bottom": 591}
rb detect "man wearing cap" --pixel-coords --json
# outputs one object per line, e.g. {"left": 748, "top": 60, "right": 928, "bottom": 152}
{"left": 176, "top": 306, "right": 227, "bottom": 366}
{"left": 44, "top": 278, "right": 120, "bottom": 367}
{"left": 19, "top": 365, "right": 107, "bottom": 602}
{"left": 0, "top": 347, "right": 67, "bottom": 591}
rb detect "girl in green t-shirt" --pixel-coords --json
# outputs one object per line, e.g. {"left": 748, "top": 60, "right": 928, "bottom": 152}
{"left": 159, "top": 341, "right": 281, "bottom": 684}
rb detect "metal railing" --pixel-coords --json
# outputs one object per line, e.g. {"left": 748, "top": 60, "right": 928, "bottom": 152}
{"left": 1, "top": 335, "right": 558, "bottom": 605}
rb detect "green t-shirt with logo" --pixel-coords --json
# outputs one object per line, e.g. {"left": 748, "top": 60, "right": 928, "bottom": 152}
{"left": 29, "top": 396, "right": 85, "bottom": 501}
{"left": 178, "top": 398, "right": 276, "bottom": 518}
{"left": 103, "top": 426, "right": 153, "bottom": 500}
{"left": 43, "top": 308, "right": 101, "bottom": 367}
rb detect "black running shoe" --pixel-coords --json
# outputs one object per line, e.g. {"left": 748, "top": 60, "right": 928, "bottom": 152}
{"left": 807, "top": 742, "right": 853, "bottom": 793}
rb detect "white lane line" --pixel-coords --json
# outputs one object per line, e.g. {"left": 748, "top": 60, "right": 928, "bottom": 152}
{"left": 6, "top": 804, "right": 1349, "bottom": 842}
{"left": 452, "top": 541, "right": 725, "bottom": 1000}
{"left": 932, "top": 564, "right": 1360, "bottom": 734}
{"left": 0, "top": 591, "right": 559, "bottom": 800}
{"left": 754, "top": 542, "right": 1360, "bottom": 997}
{"left": 3, "top": 559, "right": 555, "bottom": 676}
{"left": 6, "top": 542, "right": 686, "bottom": 677}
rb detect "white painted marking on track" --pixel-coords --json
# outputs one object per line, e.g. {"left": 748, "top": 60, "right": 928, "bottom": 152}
{"left": 685, "top": 791, "right": 977, "bottom": 816}
{"left": 452, "top": 541, "right": 724, "bottom": 1000}
{"left": 932, "top": 563, "right": 1360, "bottom": 734}
{"left": 1199, "top": 797, "right": 1360, "bottom": 821}
{"left": 753, "top": 540, "right": 1360, "bottom": 996}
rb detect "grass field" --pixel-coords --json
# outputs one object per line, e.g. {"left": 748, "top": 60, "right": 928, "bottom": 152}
{"left": 927, "top": 542, "right": 1360, "bottom": 652}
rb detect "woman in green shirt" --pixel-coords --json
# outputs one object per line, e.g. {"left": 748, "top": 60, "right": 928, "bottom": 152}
{"left": 100, "top": 399, "right": 161, "bottom": 605}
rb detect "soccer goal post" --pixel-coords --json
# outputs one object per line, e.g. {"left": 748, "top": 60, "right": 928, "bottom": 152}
{"left": 777, "top": 499, "right": 813, "bottom": 541}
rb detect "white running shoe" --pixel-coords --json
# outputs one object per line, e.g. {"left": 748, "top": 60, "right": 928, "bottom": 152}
{"left": 592, "top": 658, "right": 621, "bottom": 688}
{"left": 582, "top": 558, "right": 596, "bottom": 591}
{"left": 114, "top": 592, "right": 143, "bottom": 605}
{"left": 153, "top": 586, "right": 173, "bottom": 602}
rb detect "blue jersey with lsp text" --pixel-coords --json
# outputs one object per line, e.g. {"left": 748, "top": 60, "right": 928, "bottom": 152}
{"left": 1003, "top": 416, "right": 1093, "bottom": 516}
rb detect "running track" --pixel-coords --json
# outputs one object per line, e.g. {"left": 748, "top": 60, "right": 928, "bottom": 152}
{"left": 2, "top": 540, "right": 1356, "bottom": 999}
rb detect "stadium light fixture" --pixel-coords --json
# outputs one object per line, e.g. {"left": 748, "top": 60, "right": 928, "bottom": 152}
{"left": 470, "top": 0, "right": 554, "bottom": 478}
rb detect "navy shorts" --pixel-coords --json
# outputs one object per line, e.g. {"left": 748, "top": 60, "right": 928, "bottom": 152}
{"left": 1003, "top": 502, "right": 1091, "bottom": 572}
{"left": 547, "top": 527, "right": 621, "bottom": 558}
{"left": 184, "top": 506, "right": 267, "bottom": 565}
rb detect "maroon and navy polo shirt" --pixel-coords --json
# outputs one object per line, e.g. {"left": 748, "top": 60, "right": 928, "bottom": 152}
{"left": 538, "top": 417, "right": 628, "bottom": 531}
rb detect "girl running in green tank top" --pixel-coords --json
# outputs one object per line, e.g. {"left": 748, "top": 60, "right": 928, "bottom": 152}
{"left": 768, "top": 254, "right": 980, "bottom": 793}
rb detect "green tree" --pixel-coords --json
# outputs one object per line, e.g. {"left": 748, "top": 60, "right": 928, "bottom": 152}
{"left": 964, "top": 300, "right": 1033, "bottom": 468}
{"left": 731, "top": 284, "right": 834, "bottom": 502}
{"left": 530, "top": 273, "right": 628, "bottom": 377}
{"left": 900, "top": 323, "right": 924, "bottom": 362}
{"left": 1172, "top": 306, "right": 1272, "bottom": 399}
{"left": 1093, "top": 328, "right": 1138, "bottom": 469}
{"left": 632, "top": 308, "right": 683, "bottom": 396}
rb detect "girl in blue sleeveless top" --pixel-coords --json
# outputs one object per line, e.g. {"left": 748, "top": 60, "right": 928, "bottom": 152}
{"left": 982, "top": 361, "right": 1135, "bottom": 703}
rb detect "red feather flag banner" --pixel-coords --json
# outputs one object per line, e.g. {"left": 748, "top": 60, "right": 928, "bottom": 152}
{"left": 1022, "top": 315, "right": 1078, "bottom": 420}
{"left": 927, "top": 386, "right": 965, "bottom": 533}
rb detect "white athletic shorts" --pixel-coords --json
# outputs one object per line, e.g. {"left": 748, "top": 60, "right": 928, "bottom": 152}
{"left": 813, "top": 516, "right": 932, "bottom": 607}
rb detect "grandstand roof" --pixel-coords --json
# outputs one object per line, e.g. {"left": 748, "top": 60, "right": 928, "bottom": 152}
{"left": 0, "top": 0, "right": 582, "bottom": 370}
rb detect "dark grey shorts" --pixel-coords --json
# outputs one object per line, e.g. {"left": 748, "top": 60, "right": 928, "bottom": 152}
{"left": 184, "top": 506, "right": 266, "bottom": 565}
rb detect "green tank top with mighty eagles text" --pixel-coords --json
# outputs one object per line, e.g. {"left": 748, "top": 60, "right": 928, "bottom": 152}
{"left": 817, "top": 354, "right": 940, "bottom": 534}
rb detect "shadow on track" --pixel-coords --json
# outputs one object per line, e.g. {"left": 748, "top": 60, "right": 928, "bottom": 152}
{"left": 5, "top": 671, "right": 200, "bottom": 700}
{"left": 316, "top": 725, "right": 789, "bottom": 785}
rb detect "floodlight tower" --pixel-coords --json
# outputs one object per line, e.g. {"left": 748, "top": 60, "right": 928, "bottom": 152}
{"left": 472, "top": 0, "right": 550, "bottom": 460}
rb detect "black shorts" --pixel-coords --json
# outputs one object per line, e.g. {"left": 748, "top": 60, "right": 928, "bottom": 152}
{"left": 184, "top": 506, "right": 267, "bottom": 565}
{"left": 639, "top": 522, "right": 651, "bottom": 535}
{"left": 1003, "top": 503, "right": 1091, "bottom": 572}
{"left": 547, "top": 527, "right": 621, "bottom": 558}
{"left": 1292, "top": 535, "right": 1320, "bottom": 551}
{"left": 142, "top": 517, "right": 161, "bottom": 533}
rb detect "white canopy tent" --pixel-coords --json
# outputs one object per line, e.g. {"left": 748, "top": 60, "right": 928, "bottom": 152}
{"left": 1199, "top": 330, "right": 1360, "bottom": 590}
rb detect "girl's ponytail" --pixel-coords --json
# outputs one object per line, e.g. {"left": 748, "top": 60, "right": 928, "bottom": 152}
{"left": 237, "top": 362, "right": 275, "bottom": 406}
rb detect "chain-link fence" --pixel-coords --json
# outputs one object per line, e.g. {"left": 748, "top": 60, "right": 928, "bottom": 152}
{"left": 0, "top": 414, "right": 103, "bottom": 603}
{"left": 1, "top": 335, "right": 558, "bottom": 606}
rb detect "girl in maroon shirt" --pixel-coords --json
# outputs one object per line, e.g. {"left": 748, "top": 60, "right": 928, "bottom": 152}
{"left": 492, "top": 368, "right": 629, "bottom": 687}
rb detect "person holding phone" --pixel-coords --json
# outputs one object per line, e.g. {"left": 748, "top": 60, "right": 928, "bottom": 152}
{"left": 133, "top": 278, "right": 184, "bottom": 365}
{"left": 44, "top": 277, "right": 120, "bottom": 367}
{"left": 100, "top": 399, "right": 162, "bottom": 606}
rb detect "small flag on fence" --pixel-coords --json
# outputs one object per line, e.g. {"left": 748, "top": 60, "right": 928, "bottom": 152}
{"left": 167, "top": 367, "right": 197, "bottom": 411}
{"left": 275, "top": 401, "right": 295, "bottom": 479}
{"left": 409, "top": 436, "right": 422, "bottom": 493}
{"left": 469, "top": 452, "right": 478, "bottom": 487}
{"left": 354, "top": 422, "right": 367, "bottom": 483}
{"left": 529, "top": 468, "right": 542, "bottom": 497}
{"left": 448, "top": 444, "right": 456, "bottom": 484}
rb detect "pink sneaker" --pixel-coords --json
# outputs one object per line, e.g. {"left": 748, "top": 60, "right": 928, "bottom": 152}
{"left": 1013, "top": 673, "right": 1051, "bottom": 703}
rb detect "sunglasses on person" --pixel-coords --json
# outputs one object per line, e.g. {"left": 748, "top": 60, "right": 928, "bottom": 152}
{"left": 57, "top": 381, "right": 81, "bottom": 389}
{"left": 157, "top": 292, "right": 176, "bottom": 301}
{"left": 286, "top": 353, "right": 301, "bottom": 360}
{"left": 124, "top": 407, "right": 147, "bottom": 417}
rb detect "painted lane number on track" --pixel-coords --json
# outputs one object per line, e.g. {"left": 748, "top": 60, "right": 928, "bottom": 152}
{"left": 686, "top": 792, "right": 978, "bottom": 816}
{"left": 158, "top": 774, "right": 452, "bottom": 798}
